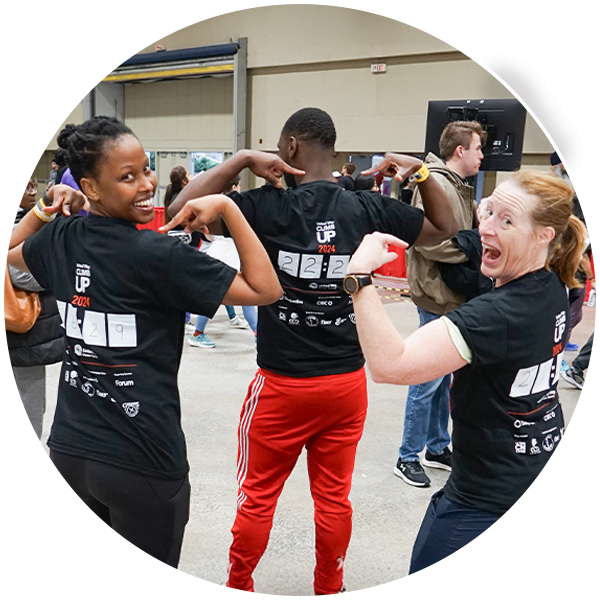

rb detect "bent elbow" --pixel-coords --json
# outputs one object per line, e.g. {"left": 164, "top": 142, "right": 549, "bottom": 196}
{"left": 256, "top": 284, "right": 283, "bottom": 306}
{"left": 436, "top": 219, "right": 459, "bottom": 244}
{"left": 267, "top": 285, "right": 283, "bottom": 304}
{"left": 445, "top": 215, "right": 460, "bottom": 238}
{"left": 368, "top": 358, "right": 411, "bottom": 386}
{"left": 369, "top": 363, "right": 394, "bottom": 385}
{"left": 370, "top": 370, "right": 387, "bottom": 385}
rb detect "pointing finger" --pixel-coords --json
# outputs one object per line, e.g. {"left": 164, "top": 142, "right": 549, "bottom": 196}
{"left": 159, "top": 214, "right": 185, "bottom": 232}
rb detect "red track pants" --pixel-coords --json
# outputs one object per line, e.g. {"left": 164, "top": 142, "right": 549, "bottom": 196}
{"left": 227, "top": 367, "right": 368, "bottom": 595}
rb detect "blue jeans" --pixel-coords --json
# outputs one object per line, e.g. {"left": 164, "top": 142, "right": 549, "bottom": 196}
{"left": 194, "top": 314, "right": 210, "bottom": 334}
{"left": 409, "top": 489, "right": 500, "bottom": 573}
{"left": 399, "top": 307, "right": 451, "bottom": 462}
{"left": 240, "top": 306, "right": 258, "bottom": 332}
{"left": 195, "top": 306, "right": 258, "bottom": 334}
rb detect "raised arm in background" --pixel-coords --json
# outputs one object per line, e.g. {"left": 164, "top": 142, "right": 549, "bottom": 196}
{"left": 167, "top": 149, "right": 304, "bottom": 223}
{"left": 363, "top": 153, "right": 458, "bottom": 246}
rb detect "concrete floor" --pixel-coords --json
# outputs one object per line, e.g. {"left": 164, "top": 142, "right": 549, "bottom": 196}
{"left": 38, "top": 286, "right": 594, "bottom": 596}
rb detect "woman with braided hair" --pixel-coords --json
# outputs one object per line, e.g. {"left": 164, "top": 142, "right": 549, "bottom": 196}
{"left": 7, "top": 116, "right": 282, "bottom": 567}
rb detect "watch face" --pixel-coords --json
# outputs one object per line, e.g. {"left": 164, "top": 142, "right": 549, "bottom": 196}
{"left": 344, "top": 276, "right": 358, "bottom": 294}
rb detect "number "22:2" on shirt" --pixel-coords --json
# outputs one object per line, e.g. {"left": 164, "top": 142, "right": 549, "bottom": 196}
{"left": 278, "top": 250, "right": 349, "bottom": 280}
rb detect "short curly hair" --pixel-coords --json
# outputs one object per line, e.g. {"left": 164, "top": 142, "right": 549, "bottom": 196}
{"left": 281, "top": 107, "right": 336, "bottom": 150}
{"left": 57, "top": 116, "right": 135, "bottom": 185}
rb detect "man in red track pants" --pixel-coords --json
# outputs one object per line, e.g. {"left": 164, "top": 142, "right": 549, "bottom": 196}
{"left": 231, "top": 368, "right": 367, "bottom": 594}
{"left": 168, "top": 107, "right": 457, "bottom": 594}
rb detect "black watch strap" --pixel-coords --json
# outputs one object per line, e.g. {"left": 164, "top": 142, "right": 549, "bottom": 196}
{"left": 343, "top": 273, "right": 373, "bottom": 295}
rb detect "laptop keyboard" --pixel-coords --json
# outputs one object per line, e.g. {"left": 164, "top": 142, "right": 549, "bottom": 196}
{"left": 459, "top": 544, "right": 542, "bottom": 598}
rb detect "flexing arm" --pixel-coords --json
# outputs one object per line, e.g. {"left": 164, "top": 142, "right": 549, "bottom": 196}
{"left": 161, "top": 194, "right": 282, "bottom": 306}
{"left": 364, "top": 153, "right": 458, "bottom": 246}
{"left": 167, "top": 149, "right": 304, "bottom": 220}
{"left": 347, "top": 232, "right": 467, "bottom": 384}
{"left": 7, "top": 185, "right": 87, "bottom": 272}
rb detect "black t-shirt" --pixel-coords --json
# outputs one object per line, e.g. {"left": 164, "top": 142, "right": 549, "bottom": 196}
{"left": 445, "top": 269, "right": 569, "bottom": 514}
{"left": 227, "top": 181, "right": 425, "bottom": 377}
{"left": 336, "top": 175, "right": 355, "bottom": 191}
{"left": 23, "top": 214, "right": 236, "bottom": 479}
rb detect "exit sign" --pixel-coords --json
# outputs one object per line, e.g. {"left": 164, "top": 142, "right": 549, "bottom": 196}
{"left": 371, "top": 63, "right": 387, "bottom": 73}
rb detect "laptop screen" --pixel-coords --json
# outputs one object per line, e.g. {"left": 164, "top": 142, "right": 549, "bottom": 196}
{"left": 555, "top": 483, "right": 598, "bottom": 598}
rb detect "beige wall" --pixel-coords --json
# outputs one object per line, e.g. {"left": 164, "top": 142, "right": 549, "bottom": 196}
{"left": 249, "top": 59, "right": 528, "bottom": 154}
{"left": 140, "top": 6, "right": 454, "bottom": 68}
{"left": 137, "top": 5, "right": 550, "bottom": 153}
{"left": 37, "top": 5, "right": 553, "bottom": 179}
{"left": 125, "top": 77, "right": 233, "bottom": 152}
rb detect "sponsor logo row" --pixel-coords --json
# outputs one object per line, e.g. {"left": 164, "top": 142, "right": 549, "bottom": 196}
{"left": 279, "top": 311, "right": 355, "bottom": 327}
{"left": 514, "top": 429, "right": 563, "bottom": 456}
{"left": 65, "top": 366, "right": 139, "bottom": 418}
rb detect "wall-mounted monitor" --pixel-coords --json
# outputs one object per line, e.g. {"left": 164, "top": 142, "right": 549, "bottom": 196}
{"left": 424, "top": 99, "right": 527, "bottom": 172}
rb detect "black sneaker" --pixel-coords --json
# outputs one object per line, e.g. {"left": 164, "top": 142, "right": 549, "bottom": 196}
{"left": 394, "top": 459, "right": 431, "bottom": 487}
{"left": 561, "top": 367, "right": 584, "bottom": 390}
{"left": 422, "top": 447, "right": 452, "bottom": 471}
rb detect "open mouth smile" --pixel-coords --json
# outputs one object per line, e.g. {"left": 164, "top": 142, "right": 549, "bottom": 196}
{"left": 133, "top": 197, "right": 154, "bottom": 209}
{"left": 482, "top": 243, "right": 501, "bottom": 263}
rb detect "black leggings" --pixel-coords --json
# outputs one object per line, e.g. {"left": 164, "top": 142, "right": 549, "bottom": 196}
{"left": 50, "top": 450, "right": 190, "bottom": 568}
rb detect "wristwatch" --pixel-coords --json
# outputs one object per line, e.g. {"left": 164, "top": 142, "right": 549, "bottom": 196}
{"left": 343, "top": 273, "right": 373, "bottom": 295}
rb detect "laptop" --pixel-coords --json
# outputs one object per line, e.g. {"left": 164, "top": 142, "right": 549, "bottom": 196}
{"left": 389, "top": 483, "right": 598, "bottom": 598}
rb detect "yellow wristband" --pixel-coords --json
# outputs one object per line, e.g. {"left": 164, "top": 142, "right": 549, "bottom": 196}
{"left": 409, "top": 163, "right": 430, "bottom": 184}
{"left": 40, "top": 192, "right": 51, "bottom": 208}
{"left": 32, "top": 199, "right": 55, "bottom": 223}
